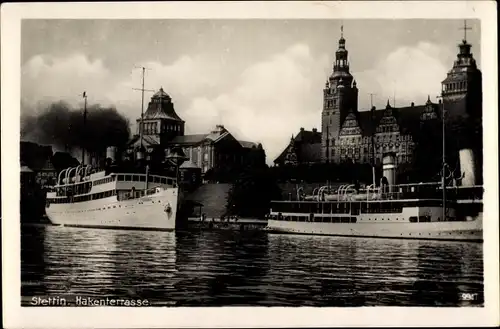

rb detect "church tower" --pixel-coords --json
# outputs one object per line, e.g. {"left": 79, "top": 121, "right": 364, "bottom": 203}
{"left": 441, "top": 20, "right": 483, "bottom": 185}
{"left": 441, "top": 21, "right": 482, "bottom": 119}
{"left": 322, "top": 25, "right": 359, "bottom": 163}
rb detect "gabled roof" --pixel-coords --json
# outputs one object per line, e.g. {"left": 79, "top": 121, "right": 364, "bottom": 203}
{"left": 205, "top": 131, "right": 229, "bottom": 143}
{"left": 127, "top": 134, "right": 160, "bottom": 147}
{"left": 357, "top": 102, "right": 440, "bottom": 138}
{"left": 294, "top": 129, "right": 322, "bottom": 144}
{"left": 274, "top": 129, "right": 322, "bottom": 164}
{"left": 180, "top": 160, "right": 200, "bottom": 169}
{"left": 169, "top": 134, "right": 208, "bottom": 146}
{"left": 239, "top": 141, "right": 257, "bottom": 149}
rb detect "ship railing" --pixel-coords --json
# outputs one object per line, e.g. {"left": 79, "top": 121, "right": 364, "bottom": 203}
{"left": 337, "top": 185, "right": 347, "bottom": 201}
{"left": 343, "top": 185, "right": 356, "bottom": 200}
{"left": 296, "top": 186, "right": 304, "bottom": 201}
{"left": 295, "top": 182, "right": 477, "bottom": 202}
{"left": 366, "top": 184, "right": 380, "bottom": 201}
{"left": 317, "top": 186, "right": 330, "bottom": 201}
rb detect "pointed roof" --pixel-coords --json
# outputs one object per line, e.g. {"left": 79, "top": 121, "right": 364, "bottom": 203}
{"left": 180, "top": 160, "right": 200, "bottom": 169}
{"left": 21, "top": 165, "right": 34, "bottom": 173}
{"left": 143, "top": 88, "right": 184, "bottom": 122}
{"left": 152, "top": 87, "right": 171, "bottom": 100}
{"left": 274, "top": 128, "right": 322, "bottom": 164}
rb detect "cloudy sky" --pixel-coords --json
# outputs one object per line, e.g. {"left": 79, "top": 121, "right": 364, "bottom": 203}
{"left": 21, "top": 19, "right": 480, "bottom": 163}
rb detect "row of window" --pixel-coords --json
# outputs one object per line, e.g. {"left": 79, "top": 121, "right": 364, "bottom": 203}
{"left": 48, "top": 189, "right": 116, "bottom": 204}
{"left": 271, "top": 214, "right": 358, "bottom": 223}
{"left": 141, "top": 122, "right": 182, "bottom": 135}
{"left": 271, "top": 200, "right": 443, "bottom": 214}
{"left": 271, "top": 214, "right": 465, "bottom": 223}
{"left": 408, "top": 216, "right": 461, "bottom": 222}
{"left": 443, "top": 81, "right": 467, "bottom": 92}
{"left": 279, "top": 203, "right": 394, "bottom": 214}
{"left": 56, "top": 182, "right": 92, "bottom": 197}
{"left": 94, "top": 177, "right": 115, "bottom": 185}
{"left": 115, "top": 174, "right": 174, "bottom": 185}
{"left": 334, "top": 155, "right": 413, "bottom": 163}
{"left": 338, "top": 145, "right": 410, "bottom": 154}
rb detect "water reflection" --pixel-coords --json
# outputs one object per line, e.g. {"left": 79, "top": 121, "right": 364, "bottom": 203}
{"left": 21, "top": 225, "right": 483, "bottom": 306}
{"left": 173, "top": 230, "right": 270, "bottom": 306}
{"left": 21, "top": 225, "right": 47, "bottom": 296}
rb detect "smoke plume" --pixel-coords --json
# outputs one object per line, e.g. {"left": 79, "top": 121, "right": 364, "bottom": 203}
{"left": 21, "top": 101, "right": 131, "bottom": 152}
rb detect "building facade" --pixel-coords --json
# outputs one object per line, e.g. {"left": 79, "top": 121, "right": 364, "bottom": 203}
{"left": 125, "top": 90, "right": 264, "bottom": 176}
{"left": 318, "top": 25, "right": 482, "bottom": 172}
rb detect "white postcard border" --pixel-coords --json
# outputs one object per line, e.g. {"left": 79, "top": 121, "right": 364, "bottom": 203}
{"left": 2, "top": 1, "right": 498, "bottom": 328}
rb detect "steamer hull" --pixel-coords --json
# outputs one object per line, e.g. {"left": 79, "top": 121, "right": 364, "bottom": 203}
{"left": 46, "top": 187, "right": 178, "bottom": 230}
{"left": 268, "top": 183, "right": 484, "bottom": 242}
{"left": 267, "top": 217, "right": 482, "bottom": 241}
{"left": 46, "top": 166, "right": 180, "bottom": 231}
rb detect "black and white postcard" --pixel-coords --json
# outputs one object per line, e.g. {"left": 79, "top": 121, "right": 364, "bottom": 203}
{"left": 2, "top": 1, "right": 498, "bottom": 328}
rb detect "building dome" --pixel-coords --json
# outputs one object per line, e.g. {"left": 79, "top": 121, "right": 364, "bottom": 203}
{"left": 152, "top": 87, "right": 171, "bottom": 101}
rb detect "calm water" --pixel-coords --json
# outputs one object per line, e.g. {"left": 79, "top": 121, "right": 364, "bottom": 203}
{"left": 21, "top": 224, "right": 484, "bottom": 306}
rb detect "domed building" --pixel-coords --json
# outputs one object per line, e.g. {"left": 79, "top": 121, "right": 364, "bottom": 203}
{"left": 125, "top": 88, "right": 265, "bottom": 179}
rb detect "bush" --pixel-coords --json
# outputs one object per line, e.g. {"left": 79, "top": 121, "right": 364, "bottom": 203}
{"left": 226, "top": 165, "right": 281, "bottom": 218}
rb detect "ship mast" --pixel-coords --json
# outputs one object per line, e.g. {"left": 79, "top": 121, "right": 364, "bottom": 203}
{"left": 132, "top": 66, "right": 154, "bottom": 160}
{"left": 369, "top": 93, "right": 376, "bottom": 187}
{"left": 437, "top": 95, "right": 446, "bottom": 220}
{"left": 81, "top": 91, "right": 87, "bottom": 166}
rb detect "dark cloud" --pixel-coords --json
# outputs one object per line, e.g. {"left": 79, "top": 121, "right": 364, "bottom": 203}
{"left": 21, "top": 101, "right": 131, "bottom": 152}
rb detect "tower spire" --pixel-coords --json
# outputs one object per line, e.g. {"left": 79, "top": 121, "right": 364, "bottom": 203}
{"left": 340, "top": 22, "right": 343, "bottom": 38}
{"left": 460, "top": 19, "right": 472, "bottom": 43}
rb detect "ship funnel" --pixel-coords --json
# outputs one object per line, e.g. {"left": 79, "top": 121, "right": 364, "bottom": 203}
{"left": 459, "top": 148, "right": 476, "bottom": 186}
{"left": 82, "top": 151, "right": 92, "bottom": 167}
{"left": 106, "top": 146, "right": 118, "bottom": 163}
{"left": 382, "top": 152, "right": 397, "bottom": 192}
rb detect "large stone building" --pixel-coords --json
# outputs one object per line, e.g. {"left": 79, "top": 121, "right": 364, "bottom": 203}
{"left": 276, "top": 23, "right": 482, "bottom": 183}
{"left": 273, "top": 128, "right": 322, "bottom": 166}
{"left": 125, "top": 88, "right": 264, "bottom": 176}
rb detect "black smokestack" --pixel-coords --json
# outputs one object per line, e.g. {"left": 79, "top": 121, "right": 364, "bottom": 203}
{"left": 21, "top": 101, "right": 131, "bottom": 153}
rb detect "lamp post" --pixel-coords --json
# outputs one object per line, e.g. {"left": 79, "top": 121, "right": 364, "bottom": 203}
{"left": 165, "top": 145, "right": 188, "bottom": 188}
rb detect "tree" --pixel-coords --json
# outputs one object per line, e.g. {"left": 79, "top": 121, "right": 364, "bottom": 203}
{"left": 226, "top": 165, "right": 282, "bottom": 218}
